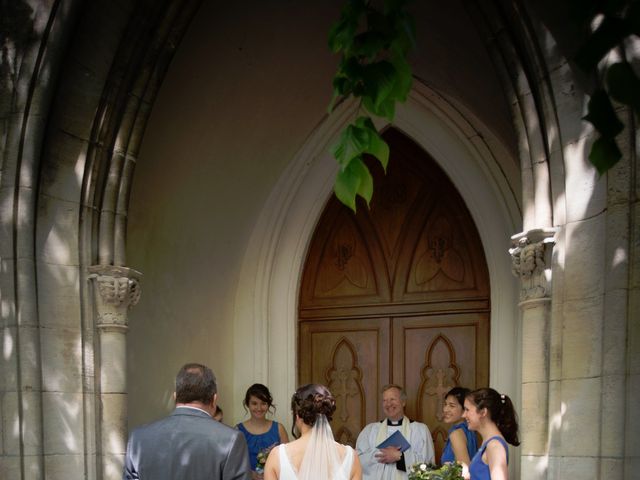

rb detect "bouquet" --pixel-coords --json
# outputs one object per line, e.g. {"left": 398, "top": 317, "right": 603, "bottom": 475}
{"left": 408, "top": 461, "right": 464, "bottom": 480}
{"left": 255, "top": 443, "right": 277, "bottom": 473}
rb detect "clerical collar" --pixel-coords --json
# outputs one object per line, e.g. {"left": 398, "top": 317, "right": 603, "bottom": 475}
{"left": 387, "top": 418, "right": 403, "bottom": 426}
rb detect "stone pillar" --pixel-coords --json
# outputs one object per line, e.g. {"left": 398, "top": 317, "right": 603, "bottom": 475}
{"left": 88, "top": 266, "right": 141, "bottom": 480}
{"left": 509, "top": 228, "right": 556, "bottom": 480}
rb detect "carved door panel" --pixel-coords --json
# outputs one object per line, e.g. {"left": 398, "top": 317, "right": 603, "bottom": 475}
{"left": 391, "top": 314, "right": 488, "bottom": 462}
{"left": 298, "top": 128, "right": 490, "bottom": 456}
{"left": 299, "top": 318, "right": 390, "bottom": 446}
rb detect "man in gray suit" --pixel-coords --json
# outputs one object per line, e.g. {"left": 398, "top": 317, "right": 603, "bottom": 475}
{"left": 123, "top": 363, "right": 251, "bottom": 479}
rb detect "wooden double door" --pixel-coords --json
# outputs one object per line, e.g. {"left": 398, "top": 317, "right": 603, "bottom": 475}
{"left": 298, "top": 129, "right": 489, "bottom": 461}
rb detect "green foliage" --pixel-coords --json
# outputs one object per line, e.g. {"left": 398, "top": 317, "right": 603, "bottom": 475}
{"left": 408, "top": 462, "right": 464, "bottom": 480}
{"left": 574, "top": 0, "right": 640, "bottom": 175}
{"left": 328, "top": 0, "right": 415, "bottom": 211}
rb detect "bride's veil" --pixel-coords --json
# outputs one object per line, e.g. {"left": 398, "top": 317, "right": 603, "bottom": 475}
{"left": 298, "top": 414, "right": 346, "bottom": 480}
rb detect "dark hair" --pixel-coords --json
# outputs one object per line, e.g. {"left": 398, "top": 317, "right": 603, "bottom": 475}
{"left": 175, "top": 363, "right": 217, "bottom": 404}
{"left": 290, "top": 384, "right": 336, "bottom": 438}
{"left": 243, "top": 383, "right": 275, "bottom": 414}
{"left": 215, "top": 406, "right": 223, "bottom": 415}
{"left": 445, "top": 386, "right": 470, "bottom": 408}
{"left": 466, "top": 388, "right": 520, "bottom": 446}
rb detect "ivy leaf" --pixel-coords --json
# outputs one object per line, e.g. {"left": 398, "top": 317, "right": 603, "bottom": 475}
{"left": 334, "top": 156, "right": 374, "bottom": 211}
{"left": 363, "top": 60, "right": 397, "bottom": 110}
{"left": 333, "top": 123, "right": 371, "bottom": 168}
{"left": 363, "top": 95, "right": 396, "bottom": 120}
{"left": 333, "top": 117, "right": 389, "bottom": 170}
{"left": 390, "top": 51, "right": 413, "bottom": 102}
{"left": 574, "top": 16, "right": 632, "bottom": 71}
{"left": 589, "top": 136, "right": 622, "bottom": 175}
{"left": 355, "top": 117, "right": 390, "bottom": 170}
{"left": 335, "top": 162, "right": 360, "bottom": 211}
{"left": 584, "top": 89, "right": 625, "bottom": 138}
{"left": 607, "top": 62, "right": 640, "bottom": 115}
{"left": 328, "top": 17, "right": 356, "bottom": 53}
{"left": 351, "top": 156, "right": 374, "bottom": 205}
{"left": 352, "top": 31, "right": 389, "bottom": 59}
{"left": 328, "top": 0, "right": 366, "bottom": 53}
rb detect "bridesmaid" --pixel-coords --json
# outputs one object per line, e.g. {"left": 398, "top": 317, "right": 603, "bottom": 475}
{"left": 463, "top": 388, "right": 519, "bottom": 480}
{"left": 237, "top": 384, "right": 289, "bottom": 480}
{"left": 441, "top": 387, "right": 477, "bottom": 475}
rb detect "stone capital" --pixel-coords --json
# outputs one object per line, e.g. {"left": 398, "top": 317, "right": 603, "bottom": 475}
{"left": 509, "top": 228, "right": 556, "bottom": 303}
{"left": 88, "top": 265, "right": 142, "bottom": 330}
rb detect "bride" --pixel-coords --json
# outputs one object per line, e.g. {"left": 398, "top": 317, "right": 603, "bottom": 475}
{"left": 264, "top": 384, "right": 362, "bottom": 480}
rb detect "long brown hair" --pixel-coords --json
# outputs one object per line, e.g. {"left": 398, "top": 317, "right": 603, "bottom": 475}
{"left": 467, "top": 388, "right": 520, "bottom": 446}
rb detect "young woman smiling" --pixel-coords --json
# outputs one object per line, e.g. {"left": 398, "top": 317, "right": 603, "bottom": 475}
{"left": 440, "top": 387, "right": 478, "bottom": 477}
{"left": 237, "top": 384, "right": 289, "bottom": 480}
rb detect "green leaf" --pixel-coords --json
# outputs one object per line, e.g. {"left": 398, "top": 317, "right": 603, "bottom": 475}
{"left": 350, "top": 156, "right": 374, "bottom": 205}
{"left": 351, "top": 31, "right": 389, "bottom": 59}
{"left": 589, "top": 136, "right": 622, "bottom": 175}
{"left": 328, "top": 18, "right": 355, "bottom": 52}
{"left": 574, "top": 17, "right": 632, "bottom": 71}
{"left": 363, "top": 95, "right": 396, "bottom": 120}
{"left": 584, "top": 89, "right": 625, "bottom": 138}
{"left": 328, "top": 0, "right": 366, "bottom": 53}
{"left": 334, "top": 164, "right": 359, "bottom": 211}
{"left": 607, "top": 62, "right": 640, "bottom": 115}
{"left": 363, "top": 61, "right": 397, "bottom": 109}
{"left": 332, "top": 124, "right": 370, "bottom": 168}
{"left": 390, "top": 51, "right": 413, "bottom": 102}
{"left": 355, "top": 117, "right": 390, "bottom": 170}
{"left": 334, "top": 156, "right": 374, "bottom": 211}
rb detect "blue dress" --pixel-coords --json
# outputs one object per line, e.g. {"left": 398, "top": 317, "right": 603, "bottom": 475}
{"left": 237, "top": 421, "right": 281, "bottom": 471}
{"left": 469, "top": 436, "right": 509, "bottom": 480}
{"left": 440, "top": 422, "right": 478, "bottom": 464}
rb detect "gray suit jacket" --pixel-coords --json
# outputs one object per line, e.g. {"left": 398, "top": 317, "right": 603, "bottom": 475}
{"left": 123, "top": 407, "right": 251, "bottom": 480}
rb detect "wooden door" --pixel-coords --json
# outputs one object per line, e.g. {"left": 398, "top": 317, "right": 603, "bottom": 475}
{"left": 298, "top": 129, "right": 489, "bottom": 461}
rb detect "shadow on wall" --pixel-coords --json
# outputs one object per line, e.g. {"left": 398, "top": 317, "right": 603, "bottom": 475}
{"left": 0, "top": 1, "right": 34, "bottom": 91}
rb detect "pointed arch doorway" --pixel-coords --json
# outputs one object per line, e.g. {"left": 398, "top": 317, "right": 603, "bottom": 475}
{"left": 298, "top": 128, "right": 490, "bottom": 460}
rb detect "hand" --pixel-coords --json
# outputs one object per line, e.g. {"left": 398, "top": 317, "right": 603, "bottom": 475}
{"left": 462, "top": 464, "right": 470, "bottom": 480}
{"left": 375, "top": 446, "right": 402, "bottom": 464}
{"left": 251, "top": 471, "right": 264, "bottom": 480}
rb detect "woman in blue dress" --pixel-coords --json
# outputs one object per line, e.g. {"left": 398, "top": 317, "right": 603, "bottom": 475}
{"left": 440, "top": 387, "right": 478, "bottom": 476}
{"left": 463, "top": 388, "right": 519, "bottom": 480}
{"left": 237, "top": 384, "right": 290, "bottom": 480}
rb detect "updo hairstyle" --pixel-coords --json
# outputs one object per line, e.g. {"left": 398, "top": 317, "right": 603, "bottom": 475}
{"left": 243, "top": 383, "right": 276, "bottom": 415}
{"left": 290, "top": 384, "right": 336, "bottom": 437}
{"left": 466, "top": 387, "right": 520, "bottom": 446}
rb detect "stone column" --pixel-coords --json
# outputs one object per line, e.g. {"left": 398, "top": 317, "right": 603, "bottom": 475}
{"left": 88, "top": 266, "right": 141, "bottom": 480}
{"left": 509, "top": 228, "right": 556, "bottom": 480}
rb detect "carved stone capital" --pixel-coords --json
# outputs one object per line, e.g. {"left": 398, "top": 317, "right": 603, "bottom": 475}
{"left": 509, "top": 228, "right": 556, "bottom": 303}
{"left": 88, "top": 265, "right": 142, "bottom": 330}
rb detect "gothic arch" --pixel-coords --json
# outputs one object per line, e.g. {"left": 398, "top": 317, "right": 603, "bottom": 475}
{"left": 233, "top": 80, "right": 522, "bottom": 438}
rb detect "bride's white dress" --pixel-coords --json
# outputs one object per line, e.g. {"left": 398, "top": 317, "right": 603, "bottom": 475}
{"left": 277, "top": 443, "right": 354, "bottom": 480}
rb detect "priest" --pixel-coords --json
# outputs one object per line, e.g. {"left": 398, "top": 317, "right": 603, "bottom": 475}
{"left": 356, "top": 384, "right": 434, "bottom": 480}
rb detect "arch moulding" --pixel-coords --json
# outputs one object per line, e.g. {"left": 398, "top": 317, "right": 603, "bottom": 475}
{"left": 233, "top": 81, "right": 522, "bottom": 436}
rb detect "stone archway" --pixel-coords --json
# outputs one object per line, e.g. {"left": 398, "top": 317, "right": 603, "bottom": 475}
{"left": 233, "top": 81, "right": 522, "bottom": 451}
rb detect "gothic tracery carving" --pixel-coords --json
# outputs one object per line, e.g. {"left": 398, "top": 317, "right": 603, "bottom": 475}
{"left": 326, "top": 339, "right": 364, "bottom": 424}
{"left": 417, "top": 334, "right": 460, "bottom": 421}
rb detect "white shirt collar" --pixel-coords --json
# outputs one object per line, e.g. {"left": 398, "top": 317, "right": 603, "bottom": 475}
{"left": 176, "top": 405, "right": 212, "bottom": 417}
